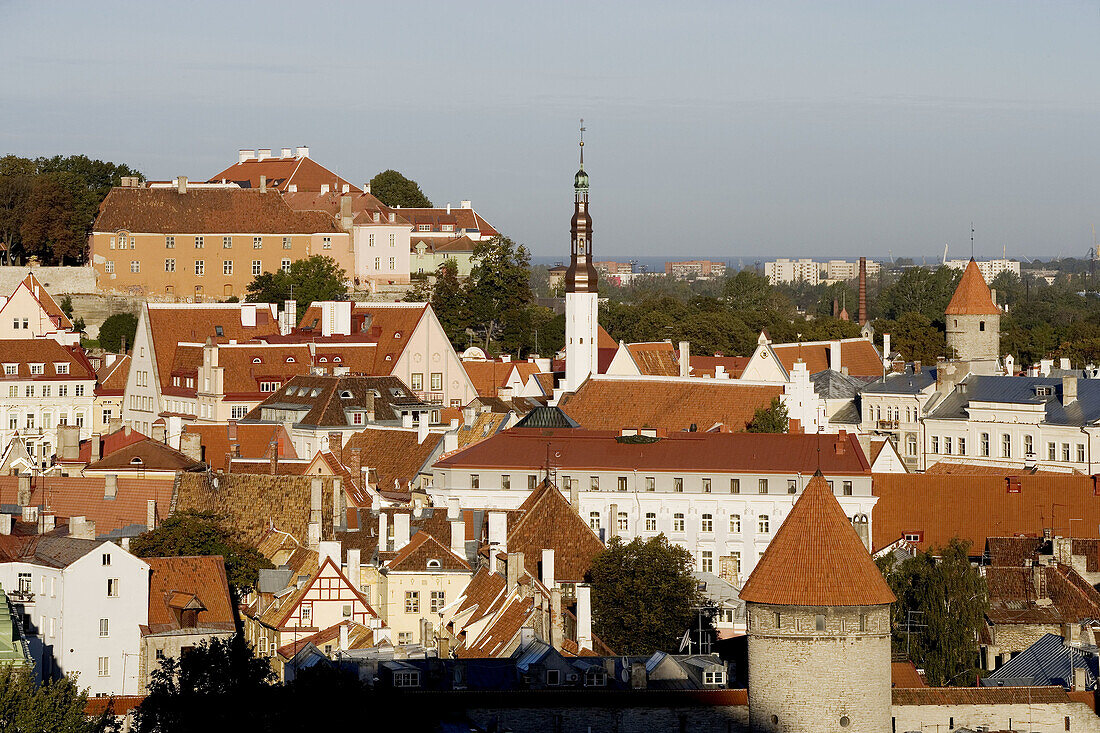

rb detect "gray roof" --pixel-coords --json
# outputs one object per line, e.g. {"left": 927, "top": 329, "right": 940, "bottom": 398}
{"left": 861, "top": 367, "right": 937, "bottom": 395}
{"left": 928, "top": 375, "right": 1100, "bottom": 426}
{"left": 0, "top": 536, "right": 105, "bottom": 568}
{"left": 810, "top": 369, "right": 877, "bottom": 400}
{"left": 983, "top": 632, "right": 1097, "bottom": 690}
{"left": 829, "top": 401, "right": 862, "bottom": 425}
{"left": 513, "top": 406, "right": 580, "bottom": 429}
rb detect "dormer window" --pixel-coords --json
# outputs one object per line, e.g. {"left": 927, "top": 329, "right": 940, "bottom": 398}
{"left": 252, "top": 357, "right": 261, "bottom": 364}
{"left": 427, "top": 559, "right": 441, "bottom": 569}
{"left": 418, "top": 224, "right": 431, "bottom": 232}
{"left": 214, "top": 326, "right": 224, "bottom": 337}
{"left": 441, "top": 224, "right": 454, "bottom": 232}
{"left": 333, "top": 356, "right": 342, "bottom": 363}
{"left": 130, "top": 457, "right": 144, "bottom": 465}
{"left": 394, "top": 332, "right": 402, "bottom": 338}
{"left": 29, "top": 363, "right": 44, "bottom": 375}
{"left": 318, "top": 357, "right": 328, "bottom": 363}
{"left": 285, "top": 387, "right": 297, "bottom": 396}
{"left": 311, "top": 388, "right": 321, "bottom": 397}
{"left": 340, "top": 390, "right": 353, "bottom": 399}
{"left": 54, "top": 363, "right": 69, "bottom": 374}
{"left": 1036, "top": 385, "right": 1054, "bottom": 397}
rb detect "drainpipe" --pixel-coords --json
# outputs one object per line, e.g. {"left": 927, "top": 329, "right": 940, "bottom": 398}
{"left": 1082, "top": 426, "right": 1093, "bottom": 475}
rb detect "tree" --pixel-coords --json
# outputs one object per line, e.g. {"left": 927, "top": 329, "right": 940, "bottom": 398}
{"left": 876, "top": 538, "right": 988, "bottom": 686}
{"left": 465, "top": 236, "right": 532, "bottom": 351}
{"left": 587, "top": 534, "right": 711, "bottom": 654}
{"left": 130, "top": 511, "right": 273, "bottom": 595}
{"left": 19, "top": 173, "right": 87, "bottom": 263}
{"left": 368, "top": 170, "right": 432, "bottom": 208}
{"left": 745, "top": 396, "right": 789, "bottom": 433}
{"left": 427, "top": 259, "right": 469, "bottom": 345}
{"left": 246, "top": 256, "right": 347, "bottom": 319}
{"left": 0, "top": 665, "right": 116, "bottom": 733}
{"left": 98, "top": 312, "right": 138, "bottom": 353}
{"left": 875, "top": 266, "right": 960, "bottom": 325}
{"left": 873, "top": 312, "right": 945, "bottom": 365}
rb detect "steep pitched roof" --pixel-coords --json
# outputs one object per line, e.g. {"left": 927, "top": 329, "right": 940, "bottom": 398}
{"left": 0, "top": 535, "right": 106, "bottom": 567}
{"left": 75, "top": 426, "right": 149, "bottom": 464}
{"left": 295, "top": 303, "right": 428, "bottom": 371}
{"left": 181, "top": 423, "right": 296, "bottom": 473}
{"left": 739, "top": 472, "right": 895, "bottom": 606}
{"left": 209, "top": 155, "right": 361, "bottom": 194}
{"left": 985, "top": 563, "right": 1100, "bottom": 625}
{"left": 689, "top": 355, "right": 749, "bottom": 379}
{"left": 0, "top": 340, "right": 95, "bottom": 381}
{"left": 558, "top": 376, "right": 782, "bottom": 433}
{"left": 505, "top": 482, "right": 605, "bottom": 583}
{"left": 341, "top": 428, "right": 441, "bottom": 499}
{"left": 386, "top": 531, "right": 470, "bottom": 572}
{"left": 144, "top": 555, "right": 235, "bottom": 634}
{"left": 93, "top": 188, "right": 342, "bottom": 234}
{"left": 0, "top": 476, "right": 174, "bottom": 537}
{"left": 84, "top": 438, "right": 201, "bottom": 472}
{"left": 769, "top": 339, "right": 882, "bottom": 378}
{"left": 462, "top": 361, "right": 542, "bottom": 398}
{"left": 10, "top": 273, "right": 72, "bottom": 329}
{"left": 625, "top": 342, "right": 680, "bottom": 377}
{"left": 95, "top": 354, "right": 130, "bottom": 395}
{"left": 945, "top": 259, "right": 1000, "bottom": 316}
{"left": 274, "top": 621, "right": 374, "bottom": 659}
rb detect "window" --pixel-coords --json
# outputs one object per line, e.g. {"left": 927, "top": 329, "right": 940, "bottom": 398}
{"left": 254, "top": 237, "right": 263, "bottom": 249}
{"left": 672, "top": 477, "right": 683, "bottom": 493}
{"left": 102, "top": 408, "right": 112, "bottom": 424}
{"left": 787, "top": 478, "right": 797, "bottom": 494}
{"left": 958, "top": 437, "right": 966, "bottom": 455}
{"left": 105, "top": 261, "right": 114, "bottom": 273}
{"left": 730, "top": 513, "right": 741, "bottom": 533}
{"left": 758, "top": 515, "right": 770, "bottom": 533}
{"left": 903, "top": 532, "right": 922, "bottom": 542}
{"left": 729, "top": 478, "right": 741, "bottom": 494}
{"left": 389, "top": 234, "right": 395, "bottom": 246}
{"left": 546, "top": 669, "right": 561, "bottom": 685}
{"left": 979, "top": 320, "right": 986, "bottom": 331}
{"left": 815, "top": 614, "right": 826, "bottom": 631}
{"left": 165, "top": 258, "right": 175, "bottom": 272}
{"left": 75, "top": 384, "right": 84, "bottom": 397}
{"left": 645, "top": 476, "right": 656, "bottom": 492}
{"left": 645, "top": 513, "right": 657, "bottom": 531}
{"left": 701, "top": 514, "right": 713, "bottom": 532}
{"left": 589, "top": 512, "right": 600, "bottom": 531}
{"left": 368, "top": 234, "right": 375, "bottom": 247}
{"left": 1001, "top": 434, "right": 1011, "bottom": 459}
{"left": 430, "top": 590, "right": 446, "bottom": 612}
{"left": 701, "top": 550, "right": 713, "bottom": 573}
{"left": 859, "top": 613, "right": 867, "bottom": 632}
{"left": 584, "top": 668, "right": 607, "bottom": 687}
{"left": 1063, "top": 443, "right": 1072, "bottom": 462}
{"left": 29, "top": 363, "right": 44, "bottom": 375}
{"left": 282, "top": 237, "right": 292, "bottom": 250}
{"left": 165, "top": 236, "right": 175, "bottom": 248}
{"left": 617, "top": 476, "right": 628, "bottom": 492}
{"left": 99, "top": 618, "right": 109, "bottom": 637}
{"left": 430, "top": 372, "right": 442, "bottom": 391}
{"left": 931, "top": 436, "right": 939, "bottom": 453}
{"left": 118, "top": 234, "right": 128, "bottom": 249}
{"left": 130, "top": 260, "right": 140, "bottom": 273}
{"left": 418, "top": 224, "right": 431, "bottom": 232}
{"left": 1049, "top": 442, "right": 1057, "bottom": 461}
{"left": 405, "top": 591, "right": 420, "bottom": 613}
{"left": 410, "top": 373, "right": 423, "bottom": 391}
{"left": 230, "top": 405, "right": 247, "bottom": 420}
{"left": 944, "top": 436, "right": 952, "bottom": 455}
{"left": 673, "top": 513, "right": 685, "bottom": 532}
{"left": 389, "top": 257, "right": 395, "bottom": 270}
{"left": 501, "top": 474, "right": 510, "bottom": 490}
{"left": 218, "top": 236, "right": 230, "bottom": 249}
{"left": 843, "top": 481, "right": 852, "bottom": 496}
{"left": 617, "top": 512, "right": 628, "bottom": 531}
{"left": 102, "top": 553, "right": 111, "bottom": 566}
{"left": 58, "top": 384, "right": 67, "bottom": 397}
{"left": 1078, "top": 444, "right": 1087, "bottom": 463}
{"left": 195, "top": 260, "right": 204, "bottom": 275}
{"left": 528, "top": 475, "right": 537, "bottom": 490}
{"left": 223, "top": 260, "right": 233, "bottom": 275}
{"left": 1024, "top": 435, "right": 1033, "bottom": 456}
{"left": 374, "top": 257, "right": 380, "bottom": 269}
{"left": 3, "top": 364, "right": 14, "bottom": 375}
{"left": 470, "top": 474, "right": 479, "bottom": 489}
{"left": 702, "top": 477, "right": 712, "bottom": 493}
{"left": 758, "top": 478, "right": 768, "bottom": 494}
{"left": 98, "top": 657, "right": 110, "bottom": 677}
{"left": 281, "top": 259, "right": 291, "bottom": 273}
{"left": 194, "top": 236, "right": 204, "bottom": 248}
{"left": 981, "top": 433, "right": 990, "bottom": 456}
{"left": 774, "top": 611, "right": 782, "bottom": 628}
{"left": 393, "top": 671, "right": 420, "bottom": 688}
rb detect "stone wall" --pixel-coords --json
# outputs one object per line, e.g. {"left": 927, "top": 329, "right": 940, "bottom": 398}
{"left": 0, "top": 266, "right": 97, "bottom": 295}
{"left": 946, "top": 313, "right": 1000, "bottom": 362}
{"left": 892, "top": 700, "right": 1100, "bottom": 733}
{"left": 464, "top": 698, "right": 748, "bottom": 733}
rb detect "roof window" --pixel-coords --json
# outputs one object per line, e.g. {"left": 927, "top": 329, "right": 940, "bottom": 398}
{"left": 285, "top": 387, "right": 297, "bottom": 396}
{"left": 252, "top": 357, "right": 261, "bottom": 364}
{"left": 286, "top": 356, "right": 296, "bottom": 363}
{"left": 130, "top": 457, "right": 144, "bottom": 465}
{"left": 394, "top": 332, "right": 402, "bottom": 338}
{"left": 390, "top": 388, "right": 405, "bottom": 397}
{"left": 427, "top": 559, "right": 441, "bottom": 569}
{"left": 214, "top": 326, "right": 224, "bottom": 337}
{"left": 333, "top": 356, "right": 342, "bottom": 363}
{"left": 311, "top": 388, "right": 321, "bottom": 397}
{"left": 340, "top": 390, "right": 353, "bottom": 399}
{"left": 318, "top": 357, "right": 328, "bottom": 363}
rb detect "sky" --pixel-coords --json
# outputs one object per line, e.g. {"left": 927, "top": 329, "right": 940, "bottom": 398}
{"left": 3, "top": 1, "right": 1100, "bottom": 262}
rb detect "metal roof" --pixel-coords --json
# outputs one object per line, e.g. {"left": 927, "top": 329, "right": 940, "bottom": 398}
{"left": 983, "top": 632, "right": 1097, "bottom": 690}
{"left": 928, "top": 375, "right": 1100, "bottom": 426}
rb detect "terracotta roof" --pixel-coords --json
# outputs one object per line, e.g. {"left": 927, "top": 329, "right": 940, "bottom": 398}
{"left": 986, "top": 536, "right": 1046, "bottom": 567}
{"left": 769, "top": 339, "right": 882, "bottom": 378}
{"left": 0, "top": 535, "right": 105, "bottom": 567}
{"left": 261, "top": 555, "right": 377, "bottom": 629}
{"left": 242, "top": 374, "right": 425, "bottom": 428}
{"left": 985, "top": 563, "right": 1100, "bottom": 625}
{"left": 689, "top": 355, "right": 749, "bottom": 379}
{"left": 386, "top": 531, "right": 470, "bottom": 572}
{"left": 95, "top": 354, "right": 130, "bottom": 395}
{"left": 945, "top": 259, "right": 1001, "bottom": 316}
{"left": 455, "top": 594, "right": 534, "bottom": 658}
{"left": 462, "top": 361, "right": 542, "bottom": 398}
{"left": 872, "top": 474, "right": 1100, "bottom": 553}
{"left": 85, "top": 696, "right": 146, "bottom": 716}
{"left": 296, "top": 303, "right": 428, "bottom": 371}
{"left": 93, "top": 187, "right": 341, "bottom": 234}
{"left": 452, "top": 566, "right": 508, "bottom": 628}
{"left": 597, "top": 326, "right": 617, "bottom": 350}
{"left": 209, "top": 155, "right": 361, "bottom": 194}
{"left": 891, "top": 686, "right": 1070, "bottom": 705}
{"left": 625, "top": 342, "right": 680, "bottom": 377}
{"left": 411, "top": 234, "right": 478, "bottom": 254}
{"left": 144, "top": 555, "right": 235, "bottom": 634}
{"left": 274, "top": 621, "right": 374, "bottom": 660}
{"left": 11, "top": 273, "right": 72, "bottom": 329}
{"left": 0, "top": 476, "right": 173, "bottom": 537}
{"left": 924, "top": 461, "right": 1064, "bottom": 476}
{"left": 0, "top": 339, "right": 95, "bottom": 381}
{"left": 891, "top": 661, "right": 927, "bottom": 688}
{"left": 435, "top": 429, "right": 870, "bottom": 475}
{"left": 75, "top": 426, "right": 149, "bottom": 464}
{"left": 506, "top": 482, "right": 605, "bottom": 583}
{"left": 181, "top": 423, "right": 296, "bottom": 473}
{"left": 740, "top": 472, "right": 895, "bottom": 606}
{"left": 84, "top": 438, "right": 201, "bottom": 472}
{"left": 342, "top": 428, "right": 441, "bottom": 499}
{"left": 283, "top": 190, "right": 397, "bottom": 221}
{"left": 390, "top": 207, "right": 498, "bottom": 238}
{"left": 145, "top": 304, "right": 280, "bottom": 392}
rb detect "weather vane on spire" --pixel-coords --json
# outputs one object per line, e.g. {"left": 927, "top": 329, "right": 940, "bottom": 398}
{"left": 579, "top": 118, "right": 585, "bottom": 166}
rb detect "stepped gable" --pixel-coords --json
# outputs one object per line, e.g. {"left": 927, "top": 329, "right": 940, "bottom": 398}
{"left": 740, "top": 471, "right": 895, "bottom": 607}
{"left": 945, "top": 258, "right": 1000, "bottom": 316}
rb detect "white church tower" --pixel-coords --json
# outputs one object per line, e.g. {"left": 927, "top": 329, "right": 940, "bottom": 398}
{"left": 564, "top": 121, "right": 598, "bottom": 393}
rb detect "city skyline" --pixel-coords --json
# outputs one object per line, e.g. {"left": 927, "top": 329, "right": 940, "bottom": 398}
{"left": 4, "top": 1, "right": 1100, "bottom": 259}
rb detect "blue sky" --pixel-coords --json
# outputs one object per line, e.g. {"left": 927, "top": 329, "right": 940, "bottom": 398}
{"left": 3, "top": 1, "right": 1100, "bottom": 261}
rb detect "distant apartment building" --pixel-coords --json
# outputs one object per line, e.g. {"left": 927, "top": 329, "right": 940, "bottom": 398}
{"left": 945, "top": 258, "right": 1020, "bottom": 281}
{"left": 595, "top": 261, "right": 634, "bottom": 276}
{"left": 823, "top": 259, "right": 881, "bottom": 283}
{"left": 765, "top": 258, "right": 880, "bottom": 286}
{"left": 666, "top": 260, "right": 726, "bottom": 280}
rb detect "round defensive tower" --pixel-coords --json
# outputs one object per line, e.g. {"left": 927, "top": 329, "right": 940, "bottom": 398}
{"left": 945, "top": 258, "right": 1001, "bottom": 363}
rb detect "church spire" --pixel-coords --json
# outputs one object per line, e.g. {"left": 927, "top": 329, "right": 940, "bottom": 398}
{"left": 566, "top": 119, "right": 596, "bottom": 293}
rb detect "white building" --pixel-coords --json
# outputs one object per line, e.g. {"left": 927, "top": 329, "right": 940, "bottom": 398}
{"left": 945, "top": 258, "right": 1020, "bottom": 282}
{"left": 562, "top": 136, "right": 598, "bottom": 394}
{"left": 0, "top": 532, "right": 149, "bottom": 696}
{"left": 765, "top": 258, "right": 820, "bottom": 286}
{"left": 0, "top": 273, "right": 80, "bottom": 346}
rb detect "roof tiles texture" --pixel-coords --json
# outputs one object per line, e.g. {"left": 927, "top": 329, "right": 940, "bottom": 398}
{"left": 145, "top": 555, "right": 235, "bottom": 634}
{"left": 770, "top": 339, "right": 882, "bottom": 377}
{"left": 740, "top": 473, "right": 895, "bottom": 606}
{"left": 209, "top": 156, "right": 361, "bottom": 194}
{"left": 626, "top": 342, "right": 680, "bottom": 377}
{"left": 0, "top": 339, "right": 95, "bottom": 381}
{"left": 342, "top": 428, "right": 440, "bottom": 498}
{"left": 0, "top": 476, "right": 173, "bottom": 536}
{"left": 182, "top": 423, "right": 296, "bottom": 473}
{"left": 506, "top": 482, "right": 605, "bottom": 583}
{"left": 386, "top": 531, "right": 470, "bottom": 572}
{"left": 945, "top": 259, "right": 1000, "bottom": 316}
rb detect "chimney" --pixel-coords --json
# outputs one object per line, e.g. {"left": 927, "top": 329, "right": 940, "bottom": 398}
{"left": 506, "top": 551, "right": 525, "bottom": 591}
{"left": 21, "top": 506, "right": 37, "bottom": 523}
{"left": 310, "top": 478, "right": 323, "bottom": 526}
{"left": 402, "top": 413, "right": 413, "bottom": 429}
{"left": 364, "top": 183, "right": 371, "bottom": 195}
{"left": 152, "top": 422, "right": 166, "bottom": 443}
{"left": 678, "top": 341, "right": 690, "bottom": 378}
{"left": 288, "top": 184, "right": 297, "bottom": 193}
{"left": 104, "top": 474, "right": 118, "bottom": 499}
{"left": 238, "top": 149, "right": 255, "bottom": 164}
{"left": 341, "top": 184, "right": 349, "bottom": 194}
{"left": 340, "top": 195, "right": 352, "bottom": 230}
{"left": 569, "top": 481, "right": 579, "bottom": 511}
{"left": 858, "top": 256, "right": 868, "bottom": 325}
{"left": 1064, "top": 375, "right": 1079, "bottom": 405}
{"left": 327, "top": 432, "right": 343, "bottom": 464}
{"left": 259, "top": 175, "right": 267, "bottom": 194}
{"left": 541, "top": 548, "right": 555, "bottom": 588}
{"left": 830, "top": 340, "right": 842, "bottom": 372}
{"left": 296, "top": 146, "right": 309, "bottom": 159}
{"left": 460, "top": 200, "right": 472, "bottom": 209}
{"left": 883, "top": 333, "right": 891, "bottom": 361}
{"left": 257, "top": 148, "right": 271, "bottom": 160}
{"left": 576, "top": 585, "right": 593, "bottom": 650}
{"left": 488, "top": 511, "right": 507, "bottom": 555}
{"left": 450, "top": 514, "right": 465, "bottom": 557}
{"left": 1061, "top": 357, "right": 1072, "bottom": 371}
{"left": 339, "top": 622, "right": 349, "bottom": 652}
{"left": 180, "top": 433, "right": 202, "bottom": 463}
{"left": 417, "top": 414, "right": 430, "bottom": 444}
{"left": 307, "top": 521, "right": 321, "bottom": 550}
{"left": 40, "top": 512, "right": 55, "bottom": 533}
{"left": 281, "top": 148, "right": 292, "bottom": 158}
{"left": 0, "top": 513, "right": 9, "bottom": 535}
{"left": 17, "top": 476, "right": 31, "bottom": 507}
{"left": 550, "top": 587, "right": 564, "bottom": 649}
{"left": 1074, "top": 665, "right": 1088, "bottom": 692}
{"left": 70, "top": 516, "right": 96, "bottom": 540}
{"left": 393, "top": 512, "right": 410, "bottom": 551}
{"left": 59, "top": 425, "right": 80, "bottom": 461}
{"left": 630, "top": 662, "right": 647, "bottom": 689}
{"left": 318, "top": 540, "right": 341, "bottom": 568}
{"left": 378, "top": 512, "right": 389, "bottom": 552}
{"left": 177, "top": 176, "right": 187, "bottom": 194}
{"left": 332, "top": 478, "right": 344, "bottom": 531}
{"left": 347, "top": 548, "right": 361, "bottom": 590}
{"left": 147, "top": 499, "right": 157, "bottom": 530}
{"left": 1033, "top": 562, "right": 1046, "bottom": 600}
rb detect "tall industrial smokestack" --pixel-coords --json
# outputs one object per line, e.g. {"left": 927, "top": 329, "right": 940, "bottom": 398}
{"left": 858, "top": 257, "right": 868, "bottom": 325}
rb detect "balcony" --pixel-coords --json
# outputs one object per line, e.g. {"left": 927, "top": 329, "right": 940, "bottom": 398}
{"left": 413, "top": 391, "right": 444, "bottom": 405}
{"left": 876, "top": 420, "right": 900, "bottom": 430}
{"left": 8, "top": 589, "right": 34, "bottom": 604}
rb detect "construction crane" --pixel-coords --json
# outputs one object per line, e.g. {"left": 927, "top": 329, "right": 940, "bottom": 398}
{"left": 942, "top": 243, "right": 949, "bottom": 265}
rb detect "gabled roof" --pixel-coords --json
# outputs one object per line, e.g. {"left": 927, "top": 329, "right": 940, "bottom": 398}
{"left": 0, "top": 340, "right": 95, "bottom": 381}
{"left": 983, "top": 632, "right": 1097, "bottom": 690}
{"left": 341, "top": 428, "right": 441, "bottom": 500}
{"left": 769, "top": 339, "right": 882, "bottom": 378}
{"left": 261, "top": 555, "right": 378, "bottom": 629}
{"left": 386, "top": 531, "right": 470, "bottom": 572}
{"left": 93, "top": 188, "right": 342, "bottom": 234}
{"left": 811, "top": 369, "right": 878, "bottom": 400}
{"left": 945, "top": 258, "right": 1000, "bottom": 316}
{"left": 625, "top": 342, "right": 680, "bottom": 377}
{"left": 296, "top": 302, "right": 428, "bottom": 370}
{"left": 95, "top": 354, "right": 130, "bottom": 395}
{"left": 387, "top": 206, "right": 498, "bottom": 238}
{"left": 144, "top": 555, "right": 235, "bottom": 634}
{"left": 512, "top": 406, "right": 580, "bottom": 429}
{"left": 505, "top": 482, "right": 604, "bottom": 583}
{"left": 241, "top": 374, "right": 425, "bottom": 427}
{"left": 558, "top": 375, "right": 782, "bottom": 433}
{"left": 740, "top": 472, "right": 895, "bottom": 607}
{"left": 689, "top": 355, "right": 749, "bottom": 379}
{"left": 4, "top": 273, "right": 72, "bottom": 330}
{"left": 209, "top": 154, "right": 360, "bottom": 194}
{"left": 74, "top": 426, "right": 149, "bottom": 464}
{"left": 275, "top": 621, "right": 374, "bottom": 660}
{"left": 84, "top": 438, "right": 201, "bottom": 472}
{"left": 985, "top": 563, "right": 1100, "bottom": 625}
{"left": 181, "top": 423, "right": 296, "bottom": 473}
{"left": 462, "top": 361, "right": 541, "bottom": 398}
{"left": 0, "top": 476, "right": 174, "bottom": 537}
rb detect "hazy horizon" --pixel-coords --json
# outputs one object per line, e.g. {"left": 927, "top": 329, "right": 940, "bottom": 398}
{"left": 4, "top": 1, "right": 1099, "bottom": 260}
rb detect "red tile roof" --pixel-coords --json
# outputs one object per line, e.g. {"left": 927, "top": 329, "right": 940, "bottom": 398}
{"left": 891, "top": 686, "right": 1071, "bottom": 705}
{"left": 85, "top": 696, "right": 146, "bottom": 716}
{"left": 461, "top": 361, "right": 542, "bottom": 398}
{"left": 144, "top": 555, "right": 235, "bottom": 634}
{"left": 924, "top": 461, "right": 1065, "bottom": 476}
{"left": 95, "top": 354, "right": 130, "bottom": 395}
{"left": 295, "top": 303, "right": 428, "bottom": 372}
{"left": 740, "top": 472, "right": 895, "bottom": 606}
{"left": 386, "top": 531, "right": 470, "bottom": 572}
{"left": 209, "top": 155, "right": 361, "bottom": 194}
{"left": 0, "top": 476, "right": 174, "bottom": 536}
{"left": 342, "top": 428, "right": 441, "bottom": 500}
{"left": 872, "top": 474, "right": 1100, "bottom": 554}
{"left": 390, "top": 207, "right": 498, "bottom": 238}
{"left": 11, "top": 273, "right": 72, "bottom": 330}
{"left": 625, "top": 342, "right": 680, "bottom": 377}
{"left": 182, "top": 423, "right": 296, "bottom": 473}
{"left": 274, "top": 621, "right": 374, "bottom": 659}
{"left": 435, "top": 429, "right": 870, "bottom": 475}
{"left": 506, "top": 482, "right": 605, "bottom": 583}
{"left": 689, "top": 355, "right": 749, "bottom": 379}
{"left": 85, "top": 438, "right": 201, "bottom": 472}
{"left": 985, "top": 562, "right": 1100, "bottom": 625}
{"left": 75, "top": 426, "right": 149, "bottom": 464}
{"left": 891, "top": 661, "right": 927, "bottom": 688}
{"left": 0, "top": 339, "right": 95, "bottom": 381}
{"left": 558, "top": 377, "right": 783, "bottom": 433}
{"left": 945, "top": 259, "right": 1001, "bottom": 316}
{"left": 770, "top": 339, "right": 882, "bottom": 377}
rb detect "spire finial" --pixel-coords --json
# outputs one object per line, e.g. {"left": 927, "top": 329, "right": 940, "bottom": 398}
{"left": 579, "top": 118, "right": 585, "bottom": 167}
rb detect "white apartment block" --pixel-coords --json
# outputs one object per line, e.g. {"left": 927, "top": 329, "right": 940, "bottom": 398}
{"left": 945, "top": 258, "right": 1020, "bottom": 282}
{"left": 764, "top": 258, "right": 880, "bottom": 286}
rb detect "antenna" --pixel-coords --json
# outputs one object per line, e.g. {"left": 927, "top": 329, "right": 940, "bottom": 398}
{"left": 578, "top": 118, "right": 585, "bottom": 166}
{"left": 971, "top": 223, "right": 975, "bottom": 260}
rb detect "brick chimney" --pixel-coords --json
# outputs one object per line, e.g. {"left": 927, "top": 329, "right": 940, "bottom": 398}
{"left": 328, "top": 432, "right": 343, "bottom": 463}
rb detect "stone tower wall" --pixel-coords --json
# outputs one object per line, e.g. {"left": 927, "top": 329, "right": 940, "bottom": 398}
{"left": 946, "top": 313, "right": 1000, "bottom": 362}
{"left": 747, "top": 603, "right": 892, "bottom": 733}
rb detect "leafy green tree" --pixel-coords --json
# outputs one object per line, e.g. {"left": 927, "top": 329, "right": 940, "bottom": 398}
{"left": 98, "top": 312, "right": 138, "bottom": 353}
{"left": 989, "top": 271, "right": 1023, "bottom": 309}
{"left": 873, "top": 312, "right": 945, "bottom": 365}
{"left": 745, "top": 396, "right": 789, "bottom": 433}
{"left": 875, "top": 266, "right": 960, "bottom": 325}
{"left": 587, "top": 534, "right": 711, "bottom": 654}
{"left": 0, "top": 665, "right": 116, "bottom": 733}
{"left": 368, "top": 170, "right": 432, "bottom": 208}
{"left": 130, "top": 511, "right": 273, "bottom": 595}
{"left": 876, "top": 538, "right": 988, "bottom": 687}
{"left": 724, "top": 269, "right": 791, "bottom": 318}
{"left": 19, "top": 173, "right": 88, "bottom": 263}
{"left": 246, "top": 255, "right": 348, "bottom": 319}
{"left": 430, "top": 259, "right": 468, "bottom": 344}
{"left": 466, "top": 236, "right": 532, "bottom": 351}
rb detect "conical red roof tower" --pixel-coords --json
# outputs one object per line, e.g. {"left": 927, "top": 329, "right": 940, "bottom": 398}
{"left": 740, "top": 471, "right": 895, "bottom": 606}
{"left": 945, "top": 258, "right": 1000, "bottom": 316}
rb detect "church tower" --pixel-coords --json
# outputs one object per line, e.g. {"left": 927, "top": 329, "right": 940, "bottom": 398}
{"left": 741, "top": 472, "right": 895, "bottom": 733}
{"left": 564, "top": 121, "right": 598, "bottom": 392}
{"left": 945, "top": 258, "right": 1001, "bottom": 372}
